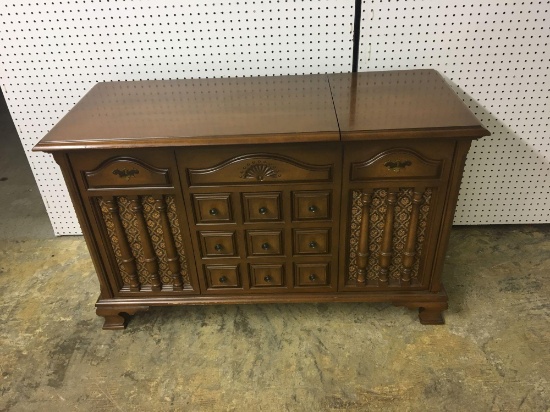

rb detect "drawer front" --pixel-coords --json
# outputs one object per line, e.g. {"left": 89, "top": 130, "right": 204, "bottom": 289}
{"left": 249, "top": 264, "right": 285, "bottom": 288}
{"left": 205, "top": 265, "right": 242, "bottom": 289}
{"left": 178, "top": 143, "right": 339, "bottom": 187}
{"left": 193, "top": 194, "right": 233, "bottom": 223}
{"left": 242, "top": 192, "right": 282, "bottom": 222}
{"left": 295, "top": 263, "right": 330, "bottom": 287}
{"left": 294, "top": 229, "right": 330, "bottom": 255}
{"left": 246, "top": 230, "right": 283, "bottom": 256}
{"left": 199, "top": 231, "right": 237, "bottom": 257}
{"left": 348, "top": 140, "right": 455, "bottom": 182}
{"left": 293, "top": 191, "right": 331, "bottom": 221}
{"left": 85, "top": 157, "right": 171, "bottom": 188}
{"left": 69, "top": 149, "right": 176, "bottom": 190}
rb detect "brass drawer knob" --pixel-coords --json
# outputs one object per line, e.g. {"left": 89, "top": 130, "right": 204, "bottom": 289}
{"left": 309, "top": 274, "right": 317, "bottom": 281}
{"left": 261, "top": 242, "right": 270, "bottom": 250}
{"left": 219, "top": 276, "right": 228, "bottom": 283}
{"left": 308, "top": 205, "right": 318, "bottom": 213}
{"left": 112, "top": 168, "right": 139, "bottom": 180}
{"left": 258, "top": 206, "right": 268, "bottom": 215}
{"left": 264, "top": 275, "right": 272, "bottom": 282}
{"left": 209, "top": 208, "right": 219, "bottom": 216}
{"left": 384, "top": 160, "right": 412, "bottom": 172}
{"left": 308, "top": 241, "right": 317, "bottom": 249}
{"left": 214, "top": 243, "right": 223, "bottom": 252}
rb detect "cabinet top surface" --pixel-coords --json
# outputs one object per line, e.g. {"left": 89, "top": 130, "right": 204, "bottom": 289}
{"left": 35, "top": 70, "right": 488, "bottom": 151}
{"left": 328, "top": 70, "right": 488, "bottom": 140}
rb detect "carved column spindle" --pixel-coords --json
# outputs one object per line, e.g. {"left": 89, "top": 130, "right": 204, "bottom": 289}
{"left": 379, "top": 191, "right": 397, "bottom": 286}
{"left": 401, "top": 190, "right": 424, "bottom": 286}
{"left": 129, "top": 196, "right": 162, "bottom": 292}
{"left": 356, "top": 191, "right": 372, "bottom": 285}
{"left": 154, "top": 196, "right": 184, "bottom": 290}
{"left": 104, "top": 197, "right": 140, "bottom": 292}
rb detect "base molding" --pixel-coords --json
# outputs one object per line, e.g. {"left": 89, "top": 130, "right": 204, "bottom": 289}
{"left": 96, "top": 287, "right": 448, "bottom": 329}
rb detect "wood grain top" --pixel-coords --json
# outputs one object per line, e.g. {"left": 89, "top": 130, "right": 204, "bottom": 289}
{"left": 328, "top": 70, "right": 489, "bottom": 140}
{"left": 35, "top": 70, "right": 489, "bottom": 151}
{"left": 35, "top": 75, "right": 339, "bottom": 151}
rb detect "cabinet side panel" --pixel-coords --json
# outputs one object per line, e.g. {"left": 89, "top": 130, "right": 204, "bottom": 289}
{"left": 429, "top": 140, "right": 473, "bottom": 292}
{"left": 52, "top": 153, "right": 114, "bottom": 299}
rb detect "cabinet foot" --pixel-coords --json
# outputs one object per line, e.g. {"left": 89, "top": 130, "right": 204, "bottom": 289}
{"left": 418, "top": 305, "right": 446, "bottom": 325}
{"left": 96, "top": 306, "right": 150, "bottom": 330}
{"left": 393, "top": 301, "right": 448, "bottom": 325}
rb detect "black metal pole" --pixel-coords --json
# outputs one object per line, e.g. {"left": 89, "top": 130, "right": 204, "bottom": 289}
{"left": 352, "top": 0, "right": 362, "bottom": 72}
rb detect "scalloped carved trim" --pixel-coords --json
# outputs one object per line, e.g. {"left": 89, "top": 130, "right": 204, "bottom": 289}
{"left": 85, "top": 156, "right": 171, "bottom": 188}
{"left": 351, "top": 148, "right": 442, "bottom": 181}
{"left": 188, "top": 153, "right": 332, "bottom": 185}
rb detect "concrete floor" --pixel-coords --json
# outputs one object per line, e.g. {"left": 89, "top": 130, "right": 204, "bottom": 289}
{"left": 1, "top": 92, "right": 549, "bottom": 411}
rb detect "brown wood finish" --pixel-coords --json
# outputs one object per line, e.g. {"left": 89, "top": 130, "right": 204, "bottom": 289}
{"left": 378, "top": 191, "right": 397, "bottom": 286}
{"left": 401, "top": 190, "right": 424, "bottom": 286}
{"left": 35, "top": 70, "right": 489, "bottom": 329}
{"left": 154, "top": 196, "right": 184, "bottom": 290}
{"left": 103, "top": 197, "right": 141, "bottom": 292}
{"left": 355, "top": 191, "right": 372, "bottom": 285}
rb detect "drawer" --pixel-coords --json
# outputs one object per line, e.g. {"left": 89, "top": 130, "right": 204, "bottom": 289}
{"left": 193, "top": 194, "right": 233, "bottom": 223}
{"left": 199, "top": 231, "right": 237, "bottom": 257}
{"left": 178, "top": 144, "right": 340, "bottom": 187}
{"left": 293, "top": 229, "right": 330, "bottom": 255}
{"left": 205, "top": 265, "right": 241, "bottom": 289}
{"left": 69, "top": 150, "right": 174, "bottom": 190}
{"left": 294, "top": 263, "right": 330, "bottom": 287}
{"left": 348, "top": 141, "right": 454, "bottom": 181}
{"left": 242, "top": 192, "right": 282, "bottom": 222}
{"left": 249, "top": 264, "right": 285, "bottom": 288}
{"left": 246, "top": 230, "right": 283, "bottom": 256}
{"left": 293, "top": 191, "right": 331, "bottom": 220}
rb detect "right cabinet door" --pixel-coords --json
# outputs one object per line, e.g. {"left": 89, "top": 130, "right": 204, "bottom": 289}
{"left": 339, "top": 139, "right": 457, "bottom": 291}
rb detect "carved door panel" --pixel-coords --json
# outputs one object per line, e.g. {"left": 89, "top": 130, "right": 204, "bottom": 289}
{"left": 339, "top": 140, "right": 456, "bottom": 291}
{"left": 69, "top": 149, "right": 201, "bottom": 296}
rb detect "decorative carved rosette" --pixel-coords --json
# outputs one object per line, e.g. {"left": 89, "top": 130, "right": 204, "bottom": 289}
{"left": 239, "top": 161, "right": 281, "bottom": 181}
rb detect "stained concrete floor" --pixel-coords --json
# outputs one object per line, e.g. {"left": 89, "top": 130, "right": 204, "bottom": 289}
{"left": 1, "top": 93, "right": 550, "bottom": 411}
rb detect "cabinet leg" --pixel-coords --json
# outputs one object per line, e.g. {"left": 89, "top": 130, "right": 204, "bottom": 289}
{"left": 393, "top": 301, "right": 448, "bottom": 325}
{"left": 96, "top": 306, "right": 150, "bottom": 330}
{"left": 418, "top": 305, "right": 446, "bottom": 325}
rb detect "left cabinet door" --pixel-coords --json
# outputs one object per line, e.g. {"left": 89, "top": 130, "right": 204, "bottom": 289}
{"left": 68, "top": 149, "right": 201, "bottom": 296}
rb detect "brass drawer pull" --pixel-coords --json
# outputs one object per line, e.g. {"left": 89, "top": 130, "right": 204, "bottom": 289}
{"left": 308, "top": 205, "right": 318, "bottom": 213}
{"left": 209, "top": 208, "right": 219, "bottom": 216}
{"left": 264, "top": 275, "right": 272, "bottom": 282}
{"left": 219, "top": 276, "right": 228, "bottom": 283}
{"left": 384, "top": 160, "right": 412, "bottom": 172}
{"left": 258, "top": 206, "right": 268, "bottom": 215}
{"left": 112, "top": 168, "right": 139, "bottom": 180}
{"left": 214, "top": 244, "right": 223, "bottom": 252}
{"left": 308, "top": 241, "right": 317, "bottom": 249}
{"left": 309, "top": 274, "right": 317, "bottom": 281}
{"left": 261, "top": 242, "right": 270, "bottom": 250}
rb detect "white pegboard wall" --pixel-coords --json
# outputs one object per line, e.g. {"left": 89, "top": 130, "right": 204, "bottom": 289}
{"left": 359, "top": 0, "right": 550, "bottom": 224}
{"left": 0, "top": 0, "right": 354, "bottom": 235}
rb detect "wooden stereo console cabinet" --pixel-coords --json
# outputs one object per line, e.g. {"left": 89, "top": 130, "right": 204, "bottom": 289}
{"left": 34, "top": 70, "right": 489, "bottom": 329}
